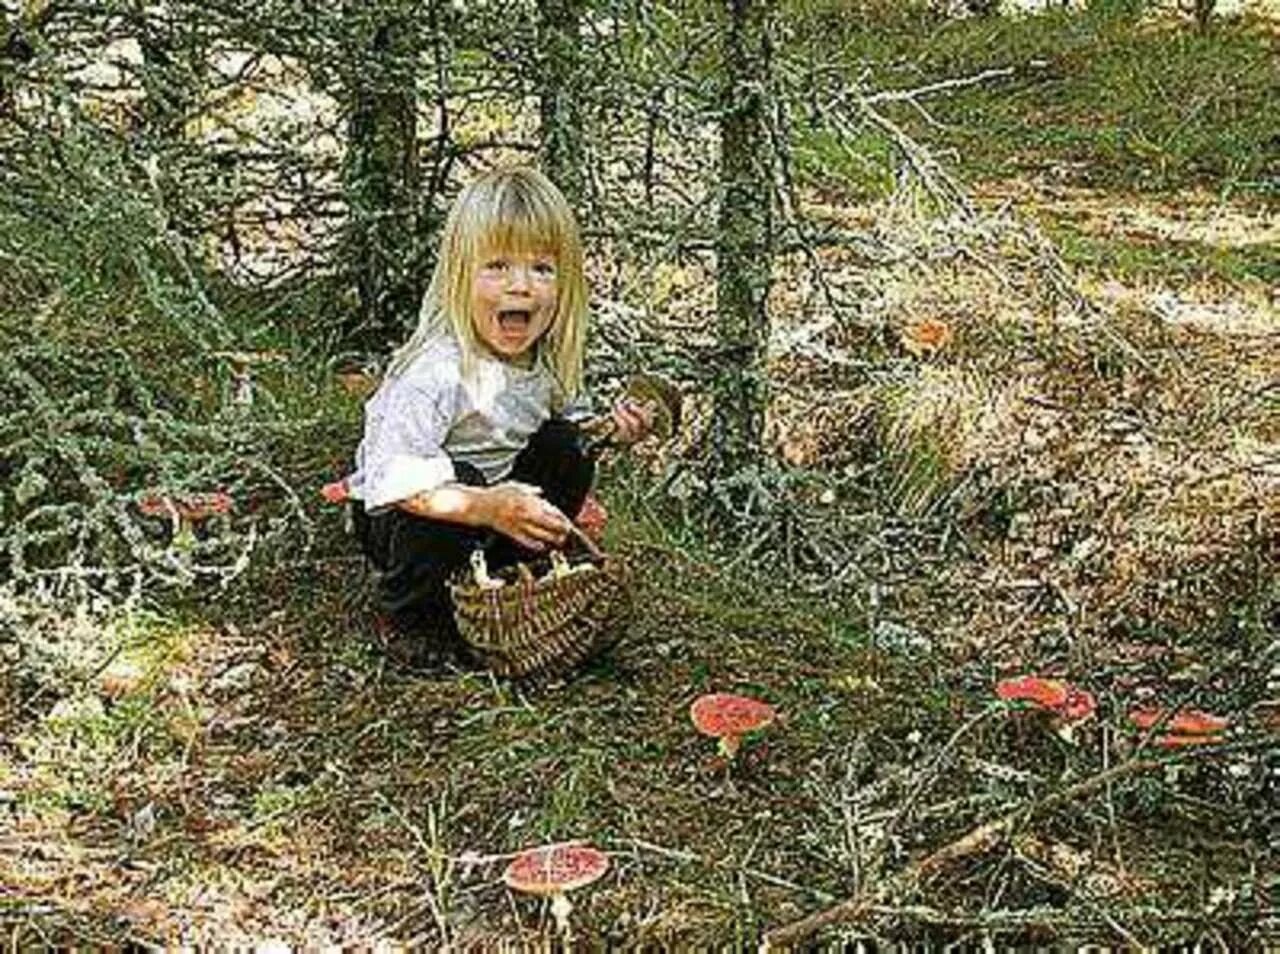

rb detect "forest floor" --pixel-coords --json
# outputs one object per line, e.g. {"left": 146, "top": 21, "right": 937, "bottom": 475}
{"left": 3, "top": 172, "right": 1274, "bottom": 948}
{"left": 4, "top": 5, "right": 1279, "bottom": 945}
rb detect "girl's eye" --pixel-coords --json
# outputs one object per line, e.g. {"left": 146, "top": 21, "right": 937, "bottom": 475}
{"left": 483, "top": 259, "right": 507, "bottom": 271}
{"left": 533, "top": 261, "right": 556, "bottom": 276}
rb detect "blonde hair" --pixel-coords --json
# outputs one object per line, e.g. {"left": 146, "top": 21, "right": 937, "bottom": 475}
{"left": 386, "top": 166, "right": 588, "bottom": 402}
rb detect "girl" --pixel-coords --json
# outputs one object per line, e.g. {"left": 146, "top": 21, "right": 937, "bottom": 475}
{"left": 348, "top": 166, "right": 651, "bottom": 652}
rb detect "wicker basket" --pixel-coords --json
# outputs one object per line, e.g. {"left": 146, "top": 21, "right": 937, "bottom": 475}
{"left": 449, "top": 547, "right": 633, "bottom": 679}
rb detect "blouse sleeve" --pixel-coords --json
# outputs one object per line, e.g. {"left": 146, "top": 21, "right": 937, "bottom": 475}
{"left": 560, "top": 390, "right": 595, "bottom": 423}
{"left": 356, "top": 376, "right": 458, "bottom": 512}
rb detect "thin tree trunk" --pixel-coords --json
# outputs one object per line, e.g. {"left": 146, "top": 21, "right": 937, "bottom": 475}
{"left": 343, "top": 2, "right": 420, "bottom": 350}
{"left": 711, "top": 0, "right": 774, "bottom": 478}
{"left": 537, "top": 0, "right": 585, "bottom": 210}
{"left": 2, "top": 1, "right": 58, "bottom": 118}
{"left": 1194, "top": 0, "right": 1215, "bottom": 31}
{"left": 1, "top": 6, "right": 24, "bottom": 118}
{"left": 414, "top": 1, "right": 453, "bottom": 295}
{"left": 132, "top": 1, "right": 193, "bottom": 140}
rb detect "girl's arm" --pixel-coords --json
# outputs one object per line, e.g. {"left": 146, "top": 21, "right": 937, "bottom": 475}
{"left": 397, "top": 482, "right": 571, "bottom": 551}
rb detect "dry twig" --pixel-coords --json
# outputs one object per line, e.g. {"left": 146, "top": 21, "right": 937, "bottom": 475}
{"left": 763, "top": 756, "right": 1160, "bottom": 948}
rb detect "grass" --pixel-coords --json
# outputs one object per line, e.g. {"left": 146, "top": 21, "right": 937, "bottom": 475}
{"left": 1047, "top": 224, "right": 1280, "bottom": 285}
{"left": 948, "top": 19, "right": 1276, "bottom": 193}
{"left": 793, "top": 4, "right": 1280, "bottom": 199}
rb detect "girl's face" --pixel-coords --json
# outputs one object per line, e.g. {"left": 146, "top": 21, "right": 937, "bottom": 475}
{"left": 471, "top": 248, "right": 558, "bottom": 363}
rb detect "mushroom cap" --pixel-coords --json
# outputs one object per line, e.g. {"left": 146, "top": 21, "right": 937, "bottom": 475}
{"left": 1129, "top": 707, "right": 1229, "bottom": 735}
{"left": 1155, "top": 732, "right": 1227, "bottom": 749}
{"left": 690, "top": 693, "right": 777, "bottom": 738}
{"left": 996, "top": 676, "right": 1095, "bottom": 723}
{"left": 574, "top": 493, "right": 607, "bottom": 541}
{"left": 320, "top": 478, "right": 351, "bottom": 505}
{"left": 503, "top": 843, "right": 609, "bottom": 897}
{"left": 901, "top": 318, "right": 953, "bottom": 357}
{"left": 138, "top": 491, "right": 233, "bottom": 520}
{"left": 625, "top": 373, "right": 682, "bottom": 440}
{"left": 995, "top": 675, "right": 1069, "bottom": 710}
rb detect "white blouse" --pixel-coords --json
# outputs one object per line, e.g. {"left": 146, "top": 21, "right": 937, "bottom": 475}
{"left": 348, "top": 337, "right": 583, "bottom": 512}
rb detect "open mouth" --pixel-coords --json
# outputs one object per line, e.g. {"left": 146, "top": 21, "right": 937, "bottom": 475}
{"left": 497, "top": 309, "right": 532, "bottom": 334}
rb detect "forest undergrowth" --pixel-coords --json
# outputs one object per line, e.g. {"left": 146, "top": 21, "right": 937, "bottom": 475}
{"left": 3, "top": 172, "right": 1274, "bottom": 946}
{"left": 2, "top": 4, "right": 1277, "bottom": 948}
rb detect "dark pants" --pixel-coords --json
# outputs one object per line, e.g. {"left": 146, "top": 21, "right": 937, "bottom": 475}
{"left": 353, "top": 418, "right": 595, "bottom": 644}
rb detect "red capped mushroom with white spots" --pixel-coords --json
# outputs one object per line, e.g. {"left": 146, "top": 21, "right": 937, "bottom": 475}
{"left": 690, "top": 692, "right": 777, "bottom": 759}
{"left": 503, "top": 842, "right": 609, "bottom": 941}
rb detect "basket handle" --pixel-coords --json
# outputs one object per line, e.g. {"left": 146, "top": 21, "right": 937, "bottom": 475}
{"left": 567, "top": 522, "right": 606, "bottom": 562}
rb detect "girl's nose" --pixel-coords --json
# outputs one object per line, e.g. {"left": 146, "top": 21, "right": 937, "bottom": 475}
{"left": 505, "top": 265, "right": 532, "bottom": 291}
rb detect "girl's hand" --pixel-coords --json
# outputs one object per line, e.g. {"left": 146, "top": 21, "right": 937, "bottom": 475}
{"left": 482, "top": 482, "right": 571, "bottom": 551}
{"left": 610, "top": 397, "right": 655, "bottom": 446}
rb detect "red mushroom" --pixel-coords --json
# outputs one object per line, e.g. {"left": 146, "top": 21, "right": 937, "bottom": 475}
{"left": 1128, "top": 707, "right": 1229, "bottom": 735}
{"left": 1129, "top": 707, "right": 1229, "bottom": 749}
{"left": 320, "top": 478, "right": 351, "bottom": 505}
{"left": 995, "top": 675, "right": 1069, "bottom": 710}
{"left": 996, "top": 676, "right": 1095, "bottom": 743}
{"left": 574, "top": 493, "right": 607, "bottom": 542}
{"left": 137, "top": 491, "right": 233, "bottom": 546}
{"left": 690, "top": 693, "right": 777, "bottom": 759}
{"left": 995, "top": 675, "right": 1096, "bottom": 722}
{"left": 900, "top": 318, "right": 954, "bottom": 358}
{"left": 503, "top": 843, "right": 609, "bottom": 941}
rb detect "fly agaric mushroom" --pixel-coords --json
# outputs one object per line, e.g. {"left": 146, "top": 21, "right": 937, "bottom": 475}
{"left": 503, "top": 843, "right": 609, "bottom": 942}
{"left": 690, "top": 692, "right": 777, "bottom": 759}
{"left": 1056, "top": 686, "right": 1097, "bottom": 722}
{"left": 575, "top": 493, "right": 607, "bottom": 542}
{"left": 138, "top": 491, "right": 233, "bottom": 546}
{"left": 995, "top": 675, "right": 1095, "bottom": 722}
{"left": 995, "top": 675, "right": 1069, "bottom": 709}
{"left": 1128, "top": 707, "right": 1229, "bottom": 735}
{"left": 320, "top": 477, "right": 351, "bottom": 504}
{"left": 1129, "top": 707, "right": 1229, "bottom": 749}
{"left": 996, "top": 675, "right": 1096, "bottom": 743}
{"left": 901, "top": 318, "right": 953, "bottom": 358}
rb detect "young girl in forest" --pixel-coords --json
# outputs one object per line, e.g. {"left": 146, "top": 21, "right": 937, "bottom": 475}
{"left": 348, "top": 166, "right": 652, "bottom": 654}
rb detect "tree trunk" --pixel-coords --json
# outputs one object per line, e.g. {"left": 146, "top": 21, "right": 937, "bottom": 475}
{"left": 711, "top": 0, "right": 774, "bottom": 478}
{"left": 132, "top": 1, "right": 196, "bottom": 140}
{"left": 1, "top": 6, "right": 24, "bottom": 119}
{"left": 342, "top": 2, "right": 420, "bottom": 350}
{"left": 537, "top": 0, "right": 586, "bottom": 210}
{"left": 2, "top": 1, "right": 57, "bottom": 118}
{"left": 965, "top": 0, "right": 1001, "bottom": 15}
{"left": 1193, "top": 0, "right": 1215, "bottom": 31}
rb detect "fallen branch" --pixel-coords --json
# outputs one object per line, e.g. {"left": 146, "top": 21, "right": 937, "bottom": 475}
{"left": 763, "top": 756, "right": 1159, "bottom": 948}
{"left": 624, "top": 837, "right": 835, "bottom": 903}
